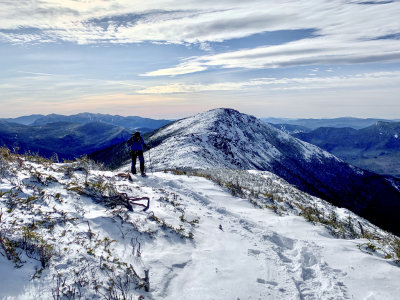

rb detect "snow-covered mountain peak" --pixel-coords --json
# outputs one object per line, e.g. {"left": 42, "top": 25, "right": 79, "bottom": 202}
{"left": 149, "top": 108, "right": 335, "bottom": 171}
{"left": 145, "top": 108, "right": 400, "bottom": 236}
{"left": 152, "top": 108, "right": 258, "bottom": 139}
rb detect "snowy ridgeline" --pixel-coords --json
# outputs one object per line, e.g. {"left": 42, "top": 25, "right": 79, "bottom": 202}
{"left": 1, "top": 150, "right": 400, "bottom": 299}
{"left": 148, "top": 108, "right": 339, "bottom": 171}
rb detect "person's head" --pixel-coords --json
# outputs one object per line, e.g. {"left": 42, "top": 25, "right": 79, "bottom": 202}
{"left": 133, "top": 131, "right": 141, "bottom": 139}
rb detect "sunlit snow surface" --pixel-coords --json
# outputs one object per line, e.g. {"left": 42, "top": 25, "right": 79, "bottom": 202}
{"left": 1, "top": 159, "right": 400, "bottom": 299}
{"left": 149, "top": 108, "right": 340, "bottom": 171}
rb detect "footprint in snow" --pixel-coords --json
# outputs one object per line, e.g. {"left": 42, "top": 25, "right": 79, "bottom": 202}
{"left": 257, "top": 278, "right": 279, "bottom": 286}
{"left": 248, "top": 249, "right": 261, "bottom": 256}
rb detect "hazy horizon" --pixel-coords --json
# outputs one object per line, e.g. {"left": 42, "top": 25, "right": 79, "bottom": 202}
{"left": 1, "top": 110, "right": 399, "bottom": 121}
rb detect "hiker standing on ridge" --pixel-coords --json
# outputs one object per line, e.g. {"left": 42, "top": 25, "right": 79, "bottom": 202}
{"left": 127, "top": 132, "right": 150, "bottom": 176}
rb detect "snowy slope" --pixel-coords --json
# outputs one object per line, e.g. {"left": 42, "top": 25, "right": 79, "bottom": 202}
{"left": 141, "top": 172, "right": 400, "bottom": 300}
{"left": 148, "top": 108, "right": 338, "bottom": 170}
{"left": 1, "top": 152, "right": 400, "bottom": 299}
{"left": 146, "top": 108, "right": 400, "bottom": 236}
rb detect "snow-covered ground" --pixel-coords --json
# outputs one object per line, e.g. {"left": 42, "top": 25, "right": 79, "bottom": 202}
{"left": 148, "top": 108, "right": 340, "bottom": 171}
{"left": 1, "top": 156, "right": 400, "bottom": 299}
{"left": 137, "top": 172, "right": 400, "bottom": 300}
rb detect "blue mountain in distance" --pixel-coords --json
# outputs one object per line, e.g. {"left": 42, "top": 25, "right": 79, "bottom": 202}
{"left": 1, "top": 112, "right": 172, "bottom": 133}
{"left": 294, "top": 121, "right": 400, "bottom": 177}
{"left": 0, "top": 120, "right": 131, "bottom": 160}
{"left": 31, "top": 112, "right": 171, "bottom": 132}
{"left": 0, "top": 113, "right": 171, "bottom": 161}
{"left": 1, "top": 114, "right": 45, "bottom": 125}
{"left": 263, "top": 117, "right": 398, "bottom": 130}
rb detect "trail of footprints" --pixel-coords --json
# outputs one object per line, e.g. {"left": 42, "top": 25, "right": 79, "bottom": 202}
{"left": 251, "top": 231, "right": 349, "bottom": 299}
{"left": 153, "top": 176, "right": 350, "bottom": 300}
{"left": 204, "top": 200, "right": 350, "bottom": 299}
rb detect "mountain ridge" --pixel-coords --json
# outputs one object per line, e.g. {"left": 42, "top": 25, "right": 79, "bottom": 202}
{"left": 294, "top": 121, "right": 400, "bottom": 177}
{"left": 0, "top": 114, "right": 44, "bottom": 125}
{"left": 263, "top": 116, "right": 399, "bottom": 130}
{"left": 0, "top": 112, "right": 173, "bottom": 160}
{"left": 0, "top": 121, "right": 131, "bottom": 160}
{"left": 142, "top": 108, "right": 400, "bottom": 235}
{"left": 31, "top": 112, "right": 171, "bottom": 131}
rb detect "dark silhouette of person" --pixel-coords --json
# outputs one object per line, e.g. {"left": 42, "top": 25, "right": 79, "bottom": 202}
{"left": 127, "top": 132, "right": 149, "bottom": 176}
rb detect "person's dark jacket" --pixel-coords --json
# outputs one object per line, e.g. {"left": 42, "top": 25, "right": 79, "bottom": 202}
{"left": 128, "top": 136, "right": 147, "bottom": 151}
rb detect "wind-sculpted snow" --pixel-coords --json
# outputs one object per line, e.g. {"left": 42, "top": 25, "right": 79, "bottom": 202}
{"left": 1, "top": 151, "right": 400, "bottom": 299}
{"left": 147, "top": 108, "right": 400, "bottom": 236}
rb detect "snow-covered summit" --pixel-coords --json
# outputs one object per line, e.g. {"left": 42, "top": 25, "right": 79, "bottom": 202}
{"left": 146, "top": 108, "right": 400, "bottom": 235}
{"left": 150, "top": 108, "right": 336, "bottom": 170}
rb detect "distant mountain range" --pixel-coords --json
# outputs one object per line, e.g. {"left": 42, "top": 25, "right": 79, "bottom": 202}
{"left": 0, "top": 113, "right": 171, "bottom": 160}
{"left": 31, "top": 113, "right": 171, "bottom": 132}
{"left": 1, "top": 113, "right": 171, "bottom": 133}
{"left": 294, "top": 121, "right": 400, "bottom": 177}
{"left": 0, "top": 120, "right": 131, "bottom": 160}
{"left": 92, "top": 108, "right": 400, "bottom": 235}
{"left": 263, "top": 117, "right": 399, "bottom": 130}
{"left": 1, "top": 114, "right": 45, "bottom": 125}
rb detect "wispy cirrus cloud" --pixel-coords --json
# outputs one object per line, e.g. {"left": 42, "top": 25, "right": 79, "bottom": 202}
{"left": 1, "top": 1, "right": 399, "bottom": 45}
{"left": 17, "top": 71, "right": 55, "bottom": 76}
{"left": 142, "top": 62, "right": 207, "bottom": 77}
{"left": 1, "top": 1, "right": 400, "bottom": 118}
{"left": 137, "top": 71, "right": 400, "bottom": 94}
{"left": 1, "top": 1, "right": 400, "bottom": 71}
{"left": 141, "top": 37, "right": 400, "bottom": 76}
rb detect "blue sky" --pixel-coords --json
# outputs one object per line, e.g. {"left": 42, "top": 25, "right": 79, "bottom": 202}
{"left": 1, "top": 0, "right": 400, "bottom": 119}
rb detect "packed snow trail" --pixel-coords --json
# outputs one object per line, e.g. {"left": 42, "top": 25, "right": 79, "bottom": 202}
{"left": 131, "top": 172, "right": 400, "bottom": 300}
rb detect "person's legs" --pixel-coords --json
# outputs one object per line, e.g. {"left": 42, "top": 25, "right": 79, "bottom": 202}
{"left": 138, "top": 150, "right": 145, "bottom": 174}
{"left": 131, "top": 151, "right": 138, "bottom": 174}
